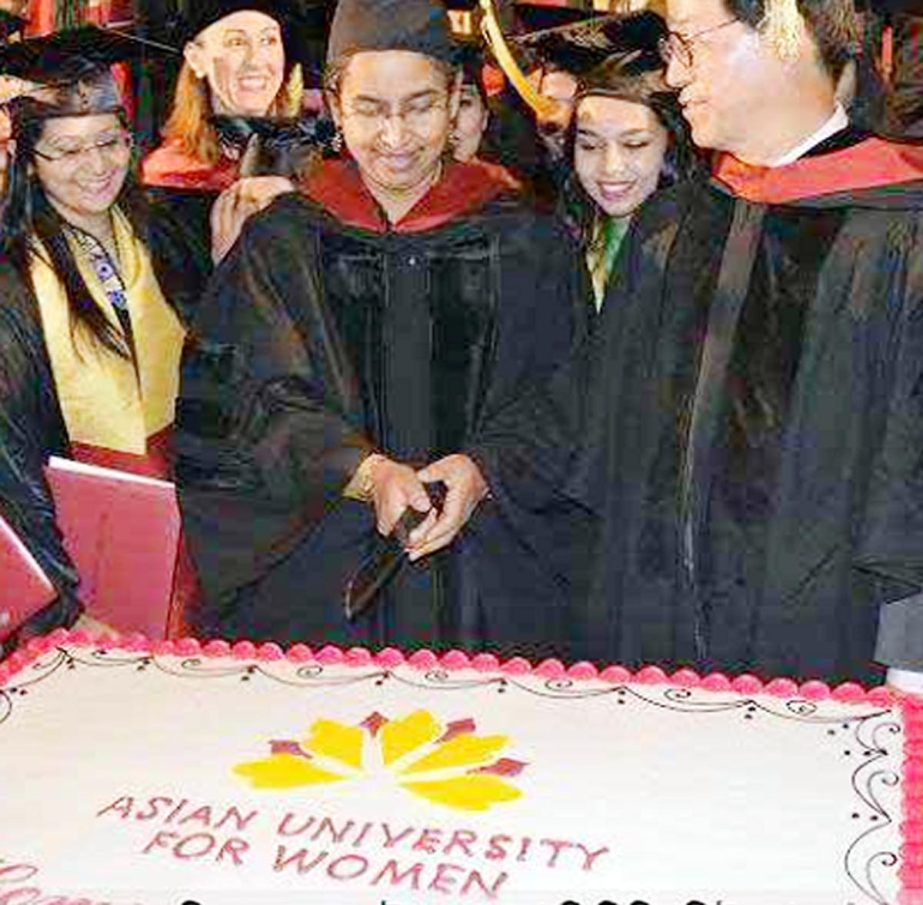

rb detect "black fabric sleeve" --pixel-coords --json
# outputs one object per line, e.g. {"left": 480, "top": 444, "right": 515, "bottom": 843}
{"left": 139, "top": 190, "right": 213, "bottom": 326}
{"left": 462, "top": 212, "right": 601, "bottom": 602}
{"left": 174, "top": 197, "right": 373, "bottom": 605}
{"left": 468, "top": 210, "right": 620, "bottom": 518}
{"left": 857, "top": 218, "right": 923, "bottom": 665}
{"left": 142, "top": 186, "right": 215, "bottom": 284}
{"left": 876, "top": 593, "right": 923, "bottom": 670}
{"left": 0, "top": 269, "right": 80, "bottom": 607}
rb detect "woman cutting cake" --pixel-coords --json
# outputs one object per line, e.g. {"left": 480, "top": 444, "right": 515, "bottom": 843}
{"left": 175, "top": 0, "right": 589, "bottom": 656}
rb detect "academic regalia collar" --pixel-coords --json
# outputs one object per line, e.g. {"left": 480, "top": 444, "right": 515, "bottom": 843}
{"left": 769, "top": 104, "right": 849, "bottom": 168}
{"left": 712, "top": 134, "right": 923, "bottom": 205}
{"left": 141, "top": 139, "right": 239, "bottom": 194}
{"left": 301, "top": 158, "right": 520, "bottom": 234}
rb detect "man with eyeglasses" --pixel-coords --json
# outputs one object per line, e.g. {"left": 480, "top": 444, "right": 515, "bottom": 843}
{"left": 454, "top": 0, "right": 923, "bottom": 688}
{"left": 174, "top": 0, "right": 588, "bottom": 656}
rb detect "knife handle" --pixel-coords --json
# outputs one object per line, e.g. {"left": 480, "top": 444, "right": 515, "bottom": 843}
{"left": 392, "top": 481, "right": 447, "bottom": 546}
{"left": 342, "top": 481, "right": 449, "bottom": 622}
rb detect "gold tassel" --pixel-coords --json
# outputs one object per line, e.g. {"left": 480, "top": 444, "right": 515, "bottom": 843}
{"left": 763, "top": 0, "right": 804, "bottom": 61}
{"left": 478, "top": 0, "right": 558, "bottom": 118}
{"left": 280, "top": 63, "right": 304, "bottom": 118}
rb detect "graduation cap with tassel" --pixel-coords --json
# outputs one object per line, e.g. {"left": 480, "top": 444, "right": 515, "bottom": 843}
{"left": 478, "top": 0, "right": 557, "bottom": 116}
{"left": 513, "top": 8, "right": 667, "bottom": 75}
{"left": 477, "top": 0, "right": 667, "bottom": 116}
{"left": 0, "top": 24, "right": 179, "bottom": 120}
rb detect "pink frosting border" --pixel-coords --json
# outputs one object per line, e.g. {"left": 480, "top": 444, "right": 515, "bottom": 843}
{"left": 0, "top": 628, "right": 921, "bottom": 892}
{"left": 0, "top": 627, "right": 900, "bottom": 705}
{"left": 901, "top": 697, "right": 923, "bottom": 895}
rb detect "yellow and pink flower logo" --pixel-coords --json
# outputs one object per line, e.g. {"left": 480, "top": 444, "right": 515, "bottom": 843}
{"left": 234, "top": 710, "right": 527, "bottom": 812}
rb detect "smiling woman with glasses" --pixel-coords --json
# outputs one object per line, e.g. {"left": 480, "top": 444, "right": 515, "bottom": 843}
{"left": 174, "top": 0, "right": 588, "bottom": 660}
{"left": 0, "top": 33, "right": 210, "bottom": 654}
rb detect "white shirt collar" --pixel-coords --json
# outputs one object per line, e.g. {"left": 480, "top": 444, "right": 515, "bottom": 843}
{"left": 769, "top": 104, "right": 850, "bottom": 168}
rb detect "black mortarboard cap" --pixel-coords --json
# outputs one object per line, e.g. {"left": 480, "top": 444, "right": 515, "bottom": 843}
{"left": 457, "top": 41, "right": 486, "bottom": 79}
{"left": 327, "top": 0, "right": 457, "bottom": 66}
{"left": 515, "top": 9, "right": 667, "bottom": 75}
{"left": 172, "top": 0, "right": 328, "bottom": 87}
{"left": 511, "top": 2, "right": 601, "bottom": 35}
{"left": 0, "top": 24, "right": 176, "bottom": 81}
{"left": 180, "top": 0, "right": 303, "bottom": 43}
{"left": 0, "top": 25, "right": 177, "bottom": 119}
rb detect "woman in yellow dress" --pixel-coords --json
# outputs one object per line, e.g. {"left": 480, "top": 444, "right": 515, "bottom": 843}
{"left": 0, "top": 33, "right": 209, "bottom": 653}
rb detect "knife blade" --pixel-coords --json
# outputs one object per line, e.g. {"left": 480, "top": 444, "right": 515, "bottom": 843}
{"left": 343, "top": 481, "right": 447, "bottom": 622}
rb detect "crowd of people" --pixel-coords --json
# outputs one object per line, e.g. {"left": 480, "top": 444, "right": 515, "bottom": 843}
{"left": 1, "top": 0, "right": 923, "bottom": 691}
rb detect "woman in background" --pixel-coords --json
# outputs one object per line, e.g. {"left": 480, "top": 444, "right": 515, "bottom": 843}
{"left": 141, "top": 0, "right": 303, "bottom": 249}
{"left": 451, "top": 46, "right": 490, "bottom": 163}
{"left": 566, "top": 52, "right": 701, "bottom": 308}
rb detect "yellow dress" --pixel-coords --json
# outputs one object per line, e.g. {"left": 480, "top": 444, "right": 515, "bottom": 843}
{"left": 30, "top": 208, "right": 186, "bottom": 455}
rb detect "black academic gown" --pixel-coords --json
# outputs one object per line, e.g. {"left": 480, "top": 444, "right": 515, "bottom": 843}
{"left": 475, "top": 132, "right": 923, "bottom": 685}
{"left": 0, "top": 197, "right": 209, "bottom": 649}
{"left": 175, "top": 159, "right": 588, "bottom": 655}
{"left": 140, "top": 139, "right": 240, "bottom": 263}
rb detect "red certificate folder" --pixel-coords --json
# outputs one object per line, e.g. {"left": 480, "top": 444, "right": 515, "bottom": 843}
{"left": 0, "top": 512, "right": 56, "bottom": 641}
{"left": 44, "top": 456, "right": 182, "bottom": 638}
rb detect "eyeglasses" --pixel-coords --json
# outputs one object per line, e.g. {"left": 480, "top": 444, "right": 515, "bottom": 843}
{"left": 34, "top": 131, "right": 134, "bottom": 166}
{"left": 341, "top": 94, "right": 450, "bottom": 132}
{"left": 658, "top": 17, "right": 739, "bottom": 69}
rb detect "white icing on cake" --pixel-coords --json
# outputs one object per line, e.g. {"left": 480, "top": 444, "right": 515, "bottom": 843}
{"left": 0, "top": 638, "right": 912, "bottom": 904}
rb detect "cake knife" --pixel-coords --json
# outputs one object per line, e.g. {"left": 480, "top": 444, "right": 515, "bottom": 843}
{"left": 344, "top": 481, "right": 447, "bottom": 621}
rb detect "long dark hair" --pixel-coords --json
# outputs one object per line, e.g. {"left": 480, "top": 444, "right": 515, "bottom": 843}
{"left": 563, "top": 52, "right": 704, "bottom": 245}
{"left": 0, "top": 109, "right": 148, "bottom": 359}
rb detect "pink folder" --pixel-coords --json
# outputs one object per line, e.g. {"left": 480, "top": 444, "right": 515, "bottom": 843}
{"left": 0, "top": 512, "right": 56, "bottom": 642}
{"left": 44, "top": 456, "right": 181, "bottom": 638}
